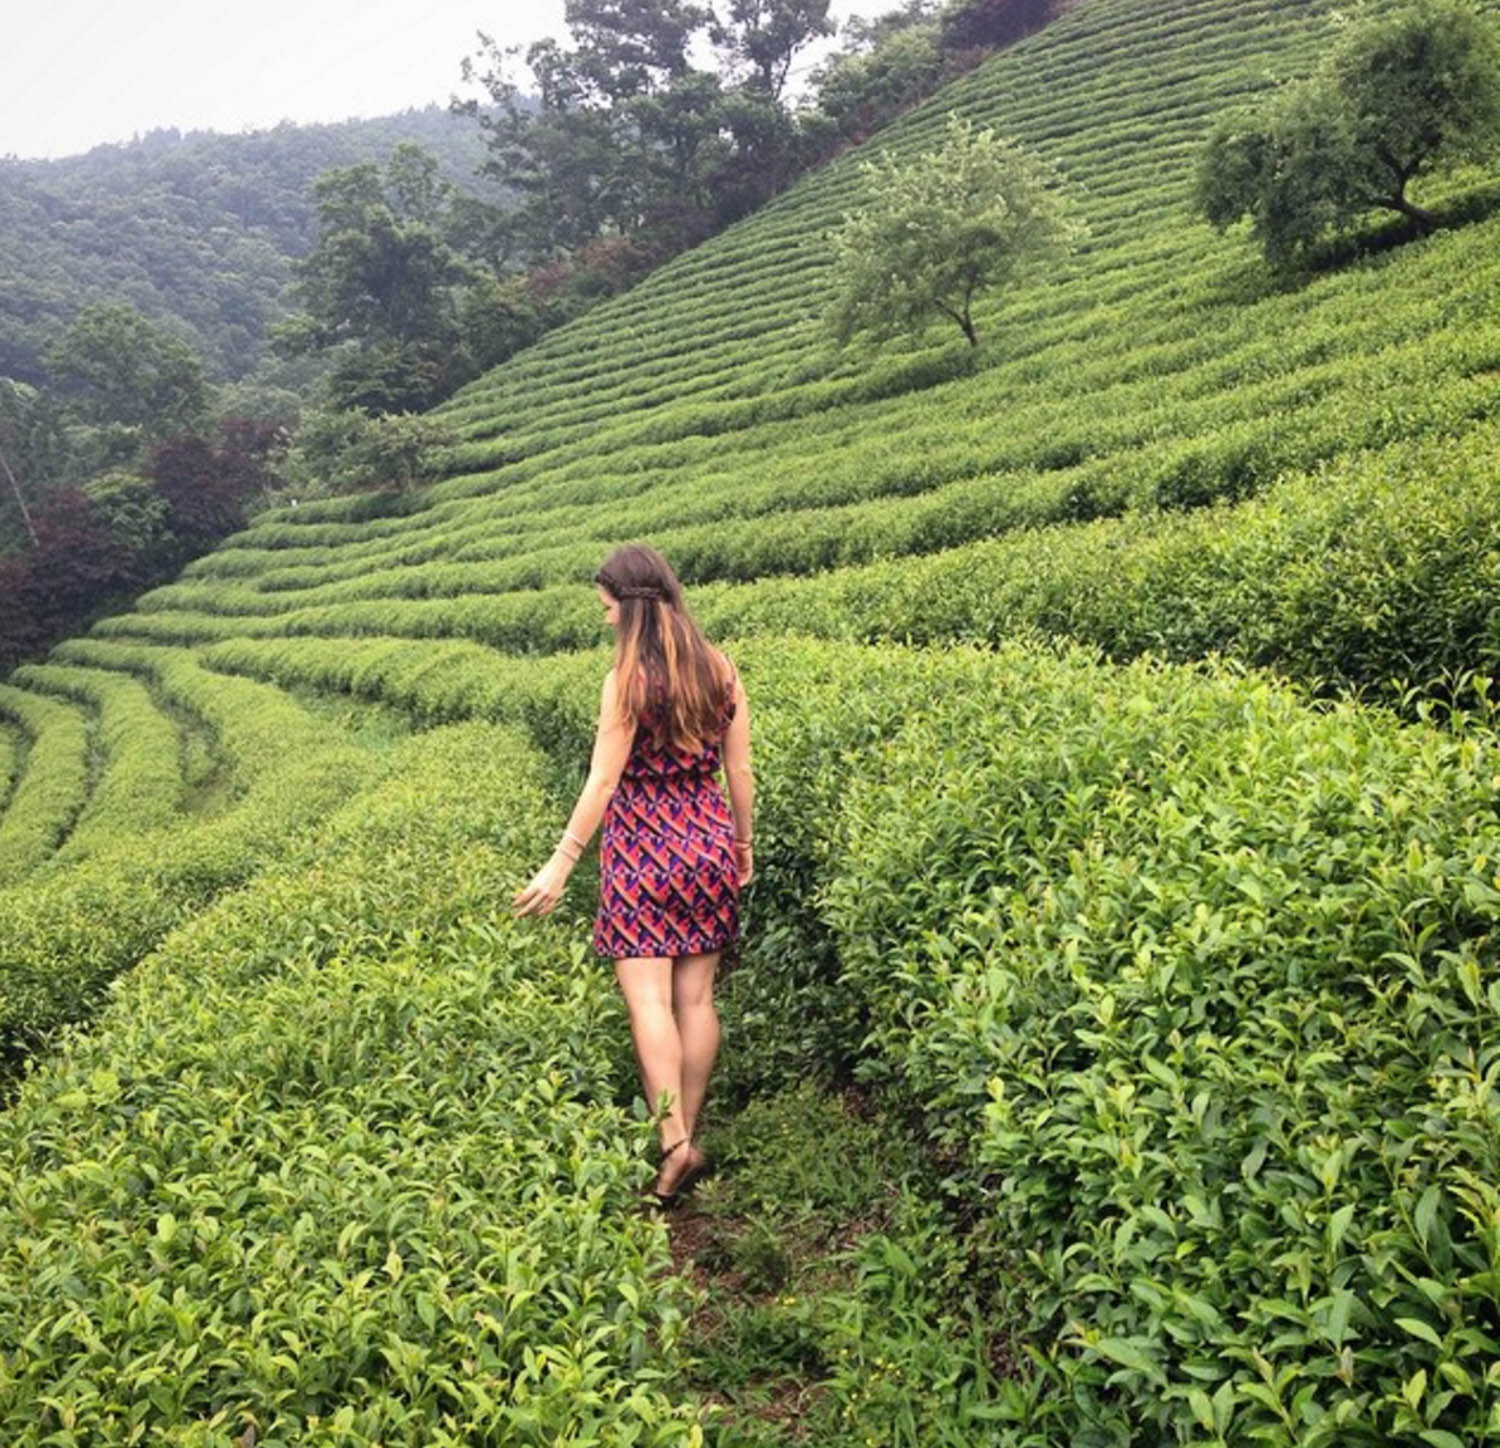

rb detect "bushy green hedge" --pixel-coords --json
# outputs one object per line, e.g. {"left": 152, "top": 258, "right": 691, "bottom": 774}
{"left": 820, "top": 644, "right": 1500, "bottom": 1446}
{"left": 0, "top": 684, "right": 90, "bottom": 887}
{"left": 117, "top": 424, "right": 1500, "bottom": 717}
{"left": 0, "top": 724, "right": 14, "bottom": 815}
{"left": 194, "top": 632, "right": 1500, "bottom": 1443}
{"left": 0, "top": 724, "right": 700, "bottom": 1445}
{"left": 12, "top": 664, "right": 184, "bottom": 864}
{"left": 0, "top": 646, "right": 383, "bottom": 1071}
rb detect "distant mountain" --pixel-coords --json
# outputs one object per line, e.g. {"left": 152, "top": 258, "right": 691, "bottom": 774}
{"left": 0, "top": 106, "right": 500, "bottom": 385}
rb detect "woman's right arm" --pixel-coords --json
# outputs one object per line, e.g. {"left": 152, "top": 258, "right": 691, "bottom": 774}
{"left": 723, "top": 668, "right": 755, "bottom": 886}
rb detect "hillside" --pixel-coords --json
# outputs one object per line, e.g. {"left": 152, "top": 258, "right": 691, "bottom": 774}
{"left": 2, "top": 0, "right": 1499, "bottom": 1444}
{"left": 0, "top": 106, "right": 495, "bottom": 382}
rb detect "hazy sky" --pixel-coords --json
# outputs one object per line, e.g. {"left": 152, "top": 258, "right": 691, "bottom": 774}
{"left": 1, "top": 1, "right": 890, "bottom": 162}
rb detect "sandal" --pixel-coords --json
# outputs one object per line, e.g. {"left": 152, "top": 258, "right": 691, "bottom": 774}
{"left": 648, "top": 1137, "right": 711, "bottom": 1207}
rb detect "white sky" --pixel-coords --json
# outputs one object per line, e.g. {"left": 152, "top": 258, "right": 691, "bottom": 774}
{"left": 0, "top": 1, "right": 892, "bottom": 162}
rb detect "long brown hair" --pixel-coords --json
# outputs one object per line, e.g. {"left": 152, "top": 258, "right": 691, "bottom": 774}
{"left": 595, "top": 544, "right": 728, "bottom": 753}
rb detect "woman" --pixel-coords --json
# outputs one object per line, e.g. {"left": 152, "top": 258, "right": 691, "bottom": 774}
{"left": 512, "top": 544, "right": 754, "bottom": 1205}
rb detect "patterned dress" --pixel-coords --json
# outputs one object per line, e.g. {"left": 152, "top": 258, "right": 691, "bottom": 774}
{"left": 593, "top": 668, "right": 740, "bottom": 960}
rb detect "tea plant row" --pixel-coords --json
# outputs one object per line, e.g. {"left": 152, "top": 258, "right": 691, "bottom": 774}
{"left": 12, "top": 664, "right": 184, "bottom": 867}
{"left": 0, "top": 644, "right": 386, "bottom": 1068}
{"left": 91, "top": 424, "right": 1500, "bottom": 715}
{"left": 0, "top": 683, "right": 90, "bottom": 888}
{"left": 173, "top": 633, "right": 1500, "bottom": 1444}
{"left": 0, "top": 724, "right": 701, "bottom": 1445}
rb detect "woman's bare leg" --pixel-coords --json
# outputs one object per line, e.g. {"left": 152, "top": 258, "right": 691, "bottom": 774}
{"left": 672, "top": 951, "right": 721, "bottom": 1140}
{"left": 614, "top": 956, "right": 694, "bottom": 1190}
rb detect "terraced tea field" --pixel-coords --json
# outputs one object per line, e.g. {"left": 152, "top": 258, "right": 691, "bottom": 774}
{"left": 2, "top": 0, "right": 1499, "bottom": 1443}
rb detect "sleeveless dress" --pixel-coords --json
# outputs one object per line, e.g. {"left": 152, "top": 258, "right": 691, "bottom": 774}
{"left": 593, "top": 667, "right": 740, "bottom": 960}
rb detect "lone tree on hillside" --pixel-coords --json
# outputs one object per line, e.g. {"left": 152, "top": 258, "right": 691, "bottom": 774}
{"left": 1195, "top": 0, "right": 1500, "bottom": 267}
{"left": 828, "top": 114, "right": 1077, "bottom": 348}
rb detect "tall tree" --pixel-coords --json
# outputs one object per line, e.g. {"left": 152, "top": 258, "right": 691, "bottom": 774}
{"left": 1196, "top": 0, "right": 1500, "bottom": 265}
{"left": 0, "top": 379, "right": 67, "bottom": 549}
{"left": 713, "top": 0, "right": 836, "bottom": 98}
{"left": 272, "top": 146, "right": 500, "bottom": 413}
{"left": 43, "top": 304, "right": 208, "bottom": 445}
{"left": 828, "top": 115, "right": 1077, "bottom": 349}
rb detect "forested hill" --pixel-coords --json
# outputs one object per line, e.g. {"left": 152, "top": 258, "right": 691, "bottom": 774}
{"left": 0, "top": 105, "right": 494, "bottom": 383}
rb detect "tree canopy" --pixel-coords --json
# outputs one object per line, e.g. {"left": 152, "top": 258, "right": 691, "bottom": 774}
{"left": 270, "top": 145, "right": 530, "bottom": 415}
{"left": 827, "top": 115, "right": 1076, "bottom": 349}
{"left": 43, "top": 304, "right": 209, "bottom": 452}
{"left": 1195, "top": 0, "right": 1500, "bottom": 266}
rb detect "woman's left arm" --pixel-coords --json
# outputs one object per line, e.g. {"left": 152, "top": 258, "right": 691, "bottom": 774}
{"left": 512, "top": 669, "right": 634, "bottom": 917}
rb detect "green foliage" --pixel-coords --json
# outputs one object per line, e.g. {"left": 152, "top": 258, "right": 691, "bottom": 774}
{"left": 43, "top": 302, "right": 208, "bottom": 450}
{"left": 0, "top": 644, "right": 380, "bottom": 1065}
{"left": 0, "top": 724, "right": 15, "bottom": 813}
{"left": 0, "top": 106, "right": 495, "bottom": 385}
{"left": 11, "top": 664, "right": 184, "bottom": 863}
{"left": 829, "top": 114, "right": 1077, "bottom": 347}
{"left": 81, "top": 470, "right": 177, "bottom": 575}
{"left": 1196, "top": 0, "right": 1500, "bottom": 264}
{"left": 0, "top": 378, "right": 66, "bottom": 549}
{"left": 280, "top": 408, "right": 457, "bottom": 497}
{"left": 0, "top": 684, "right": 89, "bottom": 886}
{"left": 4, "top": 2, "right": 1500, "bottom": 1442}
{"left": 0, "top": 725, "right": 701, "bottom": 1445}
{"left": 818, "top": 642, "right": 1500, "bottom": 1444}
{"left": 810, "top": 21, "right": 947, "bottom": 139}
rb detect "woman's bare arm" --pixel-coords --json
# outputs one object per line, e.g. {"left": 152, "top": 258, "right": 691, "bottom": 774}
{"left": 513, "top": 669, "right": 635, "bottom": 916}
{"left": 723, "top": 667, "right": 755, "bottom": 885}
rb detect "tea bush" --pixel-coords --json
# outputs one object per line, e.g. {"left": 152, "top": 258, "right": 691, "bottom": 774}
{"left": 4, "top": 0, "right": 1500, "bottom": 1438}
{"left": 0, "top": 723, "right": 15, "bottom": 813}
{"left": 12, "top": 664, "right": 183, "bottom": 863}
{"left": 0, "top": 683, "right": 90, "bottom": 886}
{"left": 188, "top": 632, "right": 1500, "bottom": 1443}
{"left": 822, "top": 645, "right": 1500, "bottom": 1445}
{"left": 105, "top": 422, "right": 1500, "bottom": 714}
{"left": 0, "top": 725, "right": 701, "bottom": 1445}
{"left": 0, "top": 646, "right": 383, "bottom": 1071}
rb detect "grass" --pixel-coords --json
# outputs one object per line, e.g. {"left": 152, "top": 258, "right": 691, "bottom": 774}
{"left": 666, "top": 1079, "right": 1005, "bottom": 1448}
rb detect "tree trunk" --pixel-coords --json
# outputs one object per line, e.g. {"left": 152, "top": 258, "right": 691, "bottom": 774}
{"left": 1382, "top": 191, "right": 1437, "bottom": 232}
{"left": 0, "top": 440, "right": 38, "bottom": 547}
{"left": 959, "top": 311, "right": 979, "bottom": 348}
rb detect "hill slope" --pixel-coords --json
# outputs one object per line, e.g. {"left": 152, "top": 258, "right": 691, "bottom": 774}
{"left": 1, "top": 1, "right": 1499, "bottom": 1444}
{"left": 0, "top": 105, "right": 494, "bottom": 382}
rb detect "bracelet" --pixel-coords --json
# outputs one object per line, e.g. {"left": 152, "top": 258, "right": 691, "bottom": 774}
{"left": 555, "top": 841, "right": 581, "bottom": 862}
{"left": 562, "top": 829, "right": 587, "bottom": 852}
{"left": 735, "top": 837, "right": 753, "bottom": 847}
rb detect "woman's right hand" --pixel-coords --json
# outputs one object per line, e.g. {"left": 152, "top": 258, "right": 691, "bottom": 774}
{"left": 512, "top": 851, "right": 573, "bottom": 916}
{"left": 735, "top": 840, "right": 754, "bottom": 887}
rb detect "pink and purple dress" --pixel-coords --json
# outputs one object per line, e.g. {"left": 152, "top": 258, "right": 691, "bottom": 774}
{"left": 593, "top": 671, "right": 740, "bottom": 960}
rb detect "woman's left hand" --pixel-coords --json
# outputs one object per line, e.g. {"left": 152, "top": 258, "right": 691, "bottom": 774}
{"left": 512, "top": 852, "right": 573, "bottom": 916}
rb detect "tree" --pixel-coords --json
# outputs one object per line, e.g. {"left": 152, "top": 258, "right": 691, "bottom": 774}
{"left": 272, "top": 146, "right": 493, "bottom": 414}
{"left": 827, "top": 115, "right": 1076, "bottom": 349}
{"left": 0, "top": 378, "right": 67, "bottom": 549}
{"left": 1195, "top": 0, "right": 1500, "bottom": 265}
{"left": 712, "top": 0, "right": 836, "bottom": 99}
{"left": 939, "top": 0, "right": 1056, "bottom": 53}
{"left": 43, "top": 304, "right": 208, "bottom": 445}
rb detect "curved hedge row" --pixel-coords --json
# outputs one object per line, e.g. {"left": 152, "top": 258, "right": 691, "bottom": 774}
{"left": 12, "top": 664, "right": 184, "bottom": 865}
{"left": 107, "top": 425, "right": 1500, "bottom": 717}
{"left": 823, "top": 646, "right": 1500, "bottom": 1446}
{"left": 0, "top": 683, "right": 91, "bottom": 888}
{"left": 0, "top": 724, "right": 700, "bottom": 1446}
{"left": 0, "top": 646, "right": 384, "bottom": 1072}
{"left": 0, "top": 723, "right": 15, "bottom": 820}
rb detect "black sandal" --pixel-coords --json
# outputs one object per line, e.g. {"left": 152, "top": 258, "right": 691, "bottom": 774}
{"left": 649, "top": 1138, "right": 710, "bottom": 1207}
